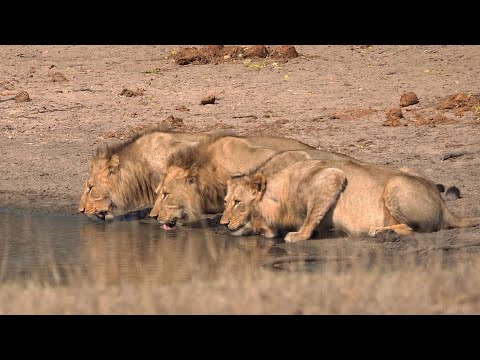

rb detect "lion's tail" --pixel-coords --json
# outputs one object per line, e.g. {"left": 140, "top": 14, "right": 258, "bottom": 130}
{"left": 443, "top": 207, "right": 480, "bottom": 229}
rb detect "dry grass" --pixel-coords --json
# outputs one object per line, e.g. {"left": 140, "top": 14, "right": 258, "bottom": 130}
{"left": 2, "top": 244, "right": 480, "bottom": 314}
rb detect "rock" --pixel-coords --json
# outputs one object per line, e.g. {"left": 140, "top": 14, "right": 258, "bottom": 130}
{"left": 445, "top": 186, "right": 461, "bottom": 200}
{"left": 244, "top": 45, "right": 269, "bottom": 59}
{"left": 51, "top": 72, "right": 68, "bottom": 82}
{"left": 270, "top": 45, "right": 299, "bottom": 59}
{"left": 15, "top": 91, "right": 31, "bottom": 103}
{"left": 200, "top": 95, "right": 216, "bottom": 105}
{"left": 400, "top": 92, "right": 419, "bottom": 107}
{"left": 436, "top": 184, "right": 445, "bottom": 193}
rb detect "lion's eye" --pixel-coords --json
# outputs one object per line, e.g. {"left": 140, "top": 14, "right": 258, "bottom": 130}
{"left": 162, "top": 192, "right": 169, "bottom": 199}
{"left": 87, "top": 186, "right": 93, "bottom": 194}
{"left": 234, "top": 200, "right": 241, "bottom": 207}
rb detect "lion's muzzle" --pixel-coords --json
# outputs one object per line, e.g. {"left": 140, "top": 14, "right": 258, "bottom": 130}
{"left": 162, "top": 220, "right": 177, "bottom": 230}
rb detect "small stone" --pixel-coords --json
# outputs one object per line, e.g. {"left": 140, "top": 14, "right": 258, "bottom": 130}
{"left": 15, "top": 91, "right": 31, "bottom": 103}
{"left": 400, "top": 92, "right": 419, "bottom": 107}
{"left": 436, "top": 184, "right": 445, "bottom": 193}
{"left": 445, "top": 186, "right": 461, "bottom": 200}
{"left": 200, "top": 95, "right": 216, "bottom": 105}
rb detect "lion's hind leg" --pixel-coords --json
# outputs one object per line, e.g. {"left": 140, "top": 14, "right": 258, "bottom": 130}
{"left": 369, "top": 175, "right": 444, "bottom": 238}
{"left": 368, "top": 223, "right": 414, "bottom": 237}
{"left": 285, "top": 168, "right": 347, "bottom": 243}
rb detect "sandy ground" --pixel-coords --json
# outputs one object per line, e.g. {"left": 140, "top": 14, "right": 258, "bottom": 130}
{"left": 1, "top": 45, "right": 479, "bottom": 220}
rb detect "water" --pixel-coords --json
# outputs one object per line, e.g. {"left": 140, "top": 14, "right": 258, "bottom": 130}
{"left": 0, "top": 208, "right": 285, "bottom": 286}
{"left": 1, "top": 208, "right": 427, "bottom": 286}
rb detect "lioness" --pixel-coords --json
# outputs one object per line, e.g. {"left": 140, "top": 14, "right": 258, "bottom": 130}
{"left": 149, "top": 135, "right": 354, "bottom": 229}
{"left": 220, "top": 153, "right": 480, "bottom": 242}
{"left": 79, "top": 127, "right": 353, "bottom": 220}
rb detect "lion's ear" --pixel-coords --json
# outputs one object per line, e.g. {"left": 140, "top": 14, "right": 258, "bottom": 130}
{"left": 108, "top": 154, "right": 120, "bottom": 174}
{"left": 252, "top": 173, "right": 266, "bottom": 200}
{"left": 186, "top": 164, "right": 199, "bottom": 184}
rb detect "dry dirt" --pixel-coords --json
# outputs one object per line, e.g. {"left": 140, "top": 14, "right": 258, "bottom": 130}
{"left": 1, "top": 45, "right": 479, "bottom": 232}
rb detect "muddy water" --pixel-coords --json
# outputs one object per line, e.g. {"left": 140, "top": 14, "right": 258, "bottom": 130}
{"left": 0, "top": 208, "right": 288, "bottom": 286}
{"left": 2, "top": 208, "right": 448, "bottom": 286}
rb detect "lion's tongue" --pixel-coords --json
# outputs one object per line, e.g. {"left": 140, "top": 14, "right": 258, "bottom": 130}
{"left": 163, "top": 224, "right": 172, "bottom": 231}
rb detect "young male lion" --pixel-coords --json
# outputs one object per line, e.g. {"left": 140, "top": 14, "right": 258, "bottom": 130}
{"left": 220, "top": 155, "right": 480, "bottom": 242}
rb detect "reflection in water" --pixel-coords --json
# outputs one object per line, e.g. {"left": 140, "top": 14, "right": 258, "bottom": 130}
{"left": 0, "top": 209, "right": 281, "bottom": 286}
{"left": 1, "top": 209, "right": 86, "bottom": 284}
{"left": 0, "top": 209, "right": 455, "bottom": 287}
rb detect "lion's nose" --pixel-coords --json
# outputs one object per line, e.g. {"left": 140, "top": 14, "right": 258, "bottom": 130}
{"left": 219, "top": 217, "right": 229, "bottom": 225}
{"left": 78, "top": 207, "right": 85, "bottom": 214}
{"left": 149, "top": 212, "right": 158, "bottom": 219}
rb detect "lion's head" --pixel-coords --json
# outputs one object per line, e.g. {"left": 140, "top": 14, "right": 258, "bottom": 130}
{"left": 149, "top": 165, "right": 203, "bottom": 229}
{"left": 220, "top": 173, "right": 266, "bottom": 236}
{"left": 79, "top": 140, "right": 160, "bottom": 220}
{"left": 78, "top": 155, "right": 121, "bottom": 220}
{"left": 149, "top": 139, "right": 229, "bottom": 229}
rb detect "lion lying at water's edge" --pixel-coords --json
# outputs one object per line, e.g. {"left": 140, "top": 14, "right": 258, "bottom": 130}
{"left": 149, "top": 138, "right": 453, "bottom": 231}
{"left": 219, "top": 151, "right": 480, "bottom": 242}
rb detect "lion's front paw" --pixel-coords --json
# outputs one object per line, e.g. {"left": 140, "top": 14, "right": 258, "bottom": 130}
{"left": 368, "top": 227, "right": 380, "bottom": 237}
{"left": 284, "top": 232, "right": 309, "bottom": 243}
{"left": 263, "top": 230, "right": 277, "bottom": 238}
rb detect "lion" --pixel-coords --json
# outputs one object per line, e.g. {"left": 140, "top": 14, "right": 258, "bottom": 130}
{"left": 220, "top": 152, "right": 480, "bottom": 242}
{"left": 79, "top": 126, "right": 353, "bottom": 220}
{"left": 78, "top": 126, "right": 209, "bottom": 220}
{"left": 149, "top": 135, "right": 355, "bottom": 229}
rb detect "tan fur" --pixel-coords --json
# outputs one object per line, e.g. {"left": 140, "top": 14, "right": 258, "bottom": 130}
{"left": 79, "top": 126, "right": 353, "bottom": 220}
{"left": 149, "top": 136, "right": 354, "bottom": 226}
{"left": 78, "top": 126, "right": 209, "bottom": 219}
{"left": 221, "top": 155, "right": 480, "bottom": 242}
